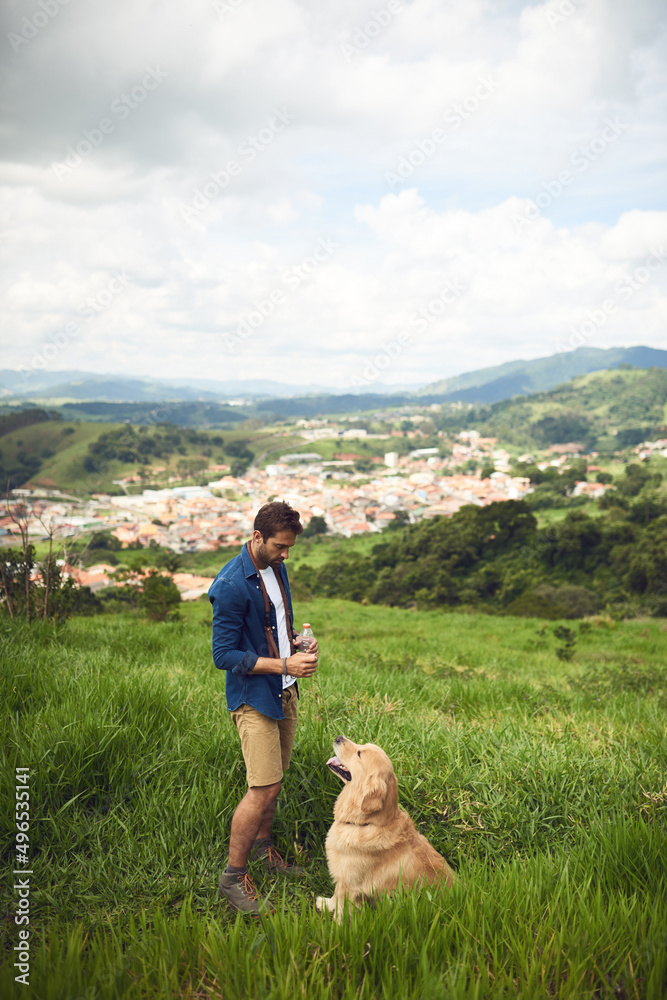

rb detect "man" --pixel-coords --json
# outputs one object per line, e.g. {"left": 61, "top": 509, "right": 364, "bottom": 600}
{"left": 209, "top": 500, "right": 318, "bottom": 914}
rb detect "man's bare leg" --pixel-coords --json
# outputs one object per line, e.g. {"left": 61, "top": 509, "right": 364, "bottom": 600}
{"left": 228, "top": 782, "right": 281, "bottom": 868}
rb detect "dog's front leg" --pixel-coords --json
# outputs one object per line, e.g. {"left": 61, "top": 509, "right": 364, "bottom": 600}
{"left": 319, "top": 885, "right": 362, "bottom": 922}
{"left": 315, "top": 886, "right": 350, "bottom": 921}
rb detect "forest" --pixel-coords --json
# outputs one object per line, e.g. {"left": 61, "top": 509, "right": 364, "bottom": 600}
{"left": 293, "top": 480, "right": 667, "bottom": 618}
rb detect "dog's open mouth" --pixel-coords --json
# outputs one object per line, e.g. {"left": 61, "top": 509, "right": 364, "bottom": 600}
{"left": 326, "top": 755, "right": 352, "bottom": 782}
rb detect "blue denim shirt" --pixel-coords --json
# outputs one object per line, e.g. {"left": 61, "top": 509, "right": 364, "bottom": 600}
{"left": 208, "top": 544, "right": 297, "bottom": 720}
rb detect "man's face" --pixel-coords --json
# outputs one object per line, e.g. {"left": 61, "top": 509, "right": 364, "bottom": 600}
{"left": 252, "top": 529, "right": 297, "bottom": 569}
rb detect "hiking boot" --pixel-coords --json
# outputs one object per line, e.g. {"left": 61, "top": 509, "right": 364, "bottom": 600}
{"left": 218, "top": 869, "right": 273, "bottom": 914}
{"left": 250, "top": 840, "right": 306, "bottom": 877}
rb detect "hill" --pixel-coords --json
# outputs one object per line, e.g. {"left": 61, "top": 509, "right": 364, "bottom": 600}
{"left": 418, "top": 346, "right": 667, "bottom": 403}
{"left": 0, "top": 417, "right": 306, "bottom": 493}
{"left": 243, "top": 347, "right": 667, "bottom": 416}
{"left": 466, "top": 367, "right": 667, "bottom": 450}
{"left": 53, "top": 400, "right": 252, "bottom": 427}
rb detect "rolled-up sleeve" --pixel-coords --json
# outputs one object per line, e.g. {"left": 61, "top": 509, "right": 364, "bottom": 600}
{"left": 210, "top": 578, "right": 259, "bottom": 677}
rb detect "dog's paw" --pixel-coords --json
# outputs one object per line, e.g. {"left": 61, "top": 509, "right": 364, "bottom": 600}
{"left": 315, "top": 896, "right": 324, "bottom": 912}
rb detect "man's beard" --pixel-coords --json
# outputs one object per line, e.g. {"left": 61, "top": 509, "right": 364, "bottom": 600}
{"left": 256, "top": 542, "right": 282, "bottom": 568}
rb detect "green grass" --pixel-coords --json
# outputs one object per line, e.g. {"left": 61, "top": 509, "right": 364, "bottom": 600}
{"left": 289, "top": 532, "right": 382, "bottom": 570}
{"left": 534, "top": 503, "right": 603, "bottom": 528}
{"left": 1, "top": 420, "right": 120, "bottom": 490}
{"left": 2, "top": 604, "right": 666, "bottom": 998}
{"left": 278, "top": 437, "right": 396, "bottom": 461}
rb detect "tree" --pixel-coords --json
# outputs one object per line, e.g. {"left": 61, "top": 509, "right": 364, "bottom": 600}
{"left": 383, "top": 510, "right": 410, "bottom": 531}
{"left": 0, "top": 546, "right": 32, "bottom": 619}
{"left": 0, "top": 544, "right": 101, "bottom": 620}
{"left": 226, "top": 440, "right": 254, "bottom": 476}
{"left": 354, "top": 458, "right": 374, "bottom": 474}
{"left": 156, "top": 549, "right": 183, "bottom": 573}
{"left": 303, "top": 515, "right": 328, "bottom": 538}
{"left": 4, "top": 497, "right": 33, "bottom": 617}
{"left": 138, "top": 571, "right": 182, "bottom": 622}
{"left": 619, "top": 463, "right": 662, "bottom": 497}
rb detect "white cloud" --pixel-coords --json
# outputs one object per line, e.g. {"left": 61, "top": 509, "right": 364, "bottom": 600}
{"left": 0, "top": 0, "right": 665, "bottom": 388}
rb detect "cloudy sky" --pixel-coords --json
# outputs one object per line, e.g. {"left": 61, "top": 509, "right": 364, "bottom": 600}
{"left": 1, "top": 0, "right": 666, "bottom": 390}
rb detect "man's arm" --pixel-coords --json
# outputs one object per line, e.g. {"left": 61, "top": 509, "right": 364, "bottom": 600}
{"left": 250, "top": 652, "right": 318, "bottom": 678}
{"left": 210, "top": 578, "right": 258, "bottom": 676}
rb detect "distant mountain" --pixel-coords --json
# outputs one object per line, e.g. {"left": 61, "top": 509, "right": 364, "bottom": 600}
{"left": 418, "top": 346, "right": 667, "bottom": 403}
{"left": 0, "top": 370, "right": 425, "bottom": 401}
{"left": 23, "top": 377, "right": 226, "bottom": 403}
{"left": 2, "top": 345, "right": 665, "bottom": 409}
{"left": 0, "top": 370, "right": 332, "bottom": 401}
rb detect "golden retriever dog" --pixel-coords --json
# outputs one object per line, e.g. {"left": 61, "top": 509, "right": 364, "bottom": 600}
{"left": 316, "top": 735, "right": 455, "bottom": 918}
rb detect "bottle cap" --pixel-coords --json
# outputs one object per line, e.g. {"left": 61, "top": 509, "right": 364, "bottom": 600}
{"left": 302, "top": 623, "right": 311, "bottom": 628}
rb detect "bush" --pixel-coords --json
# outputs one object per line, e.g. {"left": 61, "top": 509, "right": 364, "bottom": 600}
{"left": 83, "top": 549, "right": 118, "bottom": 567}
{"left": 502, "top": 584, "right": 601, "bottom": 620}
{"left": 89, "top": 531, "right": 122, "bottom": 551}
{"left": 502, "top": 592, "right": 568, "bottom": 620}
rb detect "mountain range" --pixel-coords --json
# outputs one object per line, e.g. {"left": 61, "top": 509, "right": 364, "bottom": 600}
{"left": 2, "top": 345, "right": 666, "bottom": 408}
{"left": 0, "top": 370, "right": 424, "bottom": 402}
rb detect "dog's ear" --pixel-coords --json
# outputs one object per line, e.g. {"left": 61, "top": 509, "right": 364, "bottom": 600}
{"left": 360, "top": 775, "right": 388, "bottom": 814}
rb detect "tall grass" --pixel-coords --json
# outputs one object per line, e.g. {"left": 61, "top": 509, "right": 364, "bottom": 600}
{"left": 1, "top": 602, "right": 666, "bottom": 998}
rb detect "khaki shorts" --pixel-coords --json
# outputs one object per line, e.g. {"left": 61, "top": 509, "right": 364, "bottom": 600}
{"left": 231, "top": 687, "right": 298, "bottom": 787}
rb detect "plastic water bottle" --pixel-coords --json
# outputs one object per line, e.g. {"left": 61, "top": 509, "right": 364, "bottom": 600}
{"left": 299, "top": 623, "right": 315, "bottom": 653}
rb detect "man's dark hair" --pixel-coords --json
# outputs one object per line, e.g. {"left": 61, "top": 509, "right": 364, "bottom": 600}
{"left": 254, "top": 500, "right": 303, "bottom": 541}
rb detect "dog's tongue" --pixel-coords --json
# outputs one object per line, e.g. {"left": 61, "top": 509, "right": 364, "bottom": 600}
{"left": 326, "top": 755, "right": 352, "bottom": 782}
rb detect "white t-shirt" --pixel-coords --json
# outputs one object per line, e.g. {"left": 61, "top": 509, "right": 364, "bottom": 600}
{"left": 259, "top": 567, "right": 297, "bottom": 689}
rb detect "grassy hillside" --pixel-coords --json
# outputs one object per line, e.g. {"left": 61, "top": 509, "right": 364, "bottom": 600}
{"left": 1, "top": 604, "right": 665, "bottom": 998}
{"left": 0, "top": 418, "right": 305, "bottom": 494}
{"left": 0, "top": 419, "right": 115, "bottom": 492}
{"left": 468, "top": 367, "right": 667, "bottom": 450}
{"left": 55, "top": 400, "right": 251, "bottom": 427}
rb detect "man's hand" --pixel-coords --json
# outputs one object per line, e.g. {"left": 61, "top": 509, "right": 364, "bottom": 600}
{"left": 295, "top": 636, "right": 319, "bottom": 657}
{"left": 286, "top": 651, "right": 318, "bottom": 677}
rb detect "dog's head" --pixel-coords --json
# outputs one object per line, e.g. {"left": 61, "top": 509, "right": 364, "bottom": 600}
{"left": 327, "top": 735, "right": 398, "bottom": 823}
